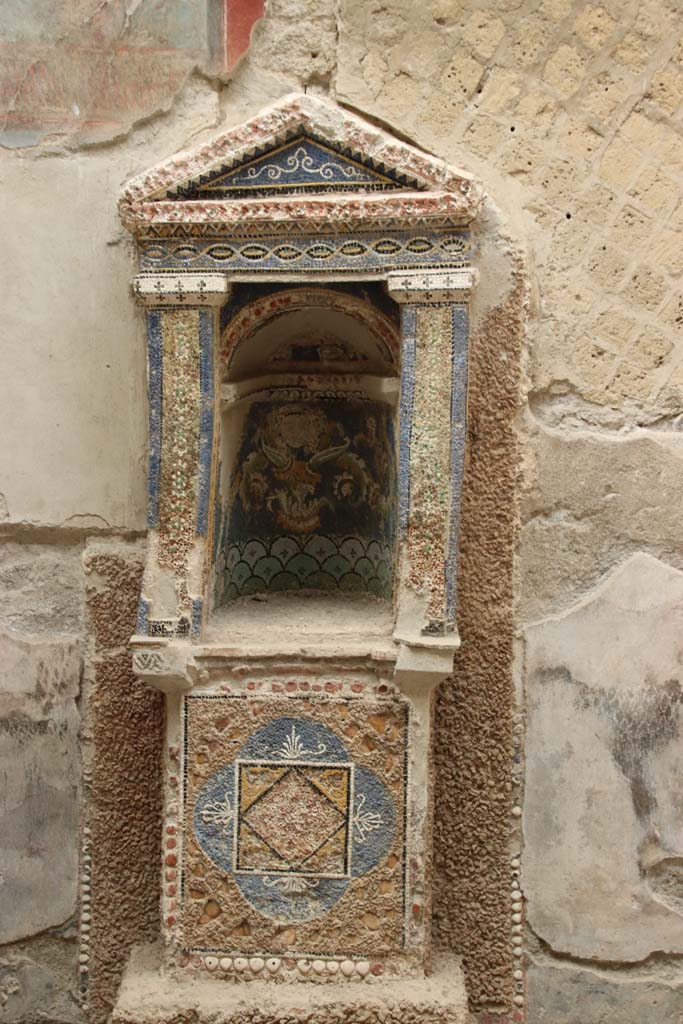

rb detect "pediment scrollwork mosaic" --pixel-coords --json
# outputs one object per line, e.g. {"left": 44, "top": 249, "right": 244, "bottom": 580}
{"left": 168, "top": 135, "right": 422, "bottom": 199}
{"left": 119, "top": 94, "right": 482, "bottom": 237}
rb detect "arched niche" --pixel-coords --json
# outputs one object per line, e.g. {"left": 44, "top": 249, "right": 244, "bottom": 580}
{"left": 212, "top": 286, "right": 401, "bottom": 619}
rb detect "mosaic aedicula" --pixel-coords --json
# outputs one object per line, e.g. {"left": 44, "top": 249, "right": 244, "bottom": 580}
{"left": 125, "top": 94, "right": 483, "bottom": 1016}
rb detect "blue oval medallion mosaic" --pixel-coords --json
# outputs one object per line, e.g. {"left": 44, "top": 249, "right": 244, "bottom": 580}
{"left": 193, "top": 716, "right": 397, "bottom": 923}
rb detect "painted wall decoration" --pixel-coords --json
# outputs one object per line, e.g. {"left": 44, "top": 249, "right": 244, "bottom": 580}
{"left": 268, "top": 337, "right": 369, "bottom": 369}
{"left": 219, "top": 397, "right": 397, "bottom": 602}
{"left": 182, "top": 695, "right": 408, "bottom": 957}
{"left": 0, "top": 0, "right": 232, "bottom": 148}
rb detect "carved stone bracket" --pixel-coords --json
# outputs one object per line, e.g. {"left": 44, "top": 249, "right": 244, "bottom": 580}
{"left": 131, "top": 642, "right": 194, "bottom": 692}
{"left": 134, "top": 273, "right": 230, "bottom": 307}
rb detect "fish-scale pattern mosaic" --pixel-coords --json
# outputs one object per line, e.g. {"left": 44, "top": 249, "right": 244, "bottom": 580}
{"left": 222, "top": 535, "right": 394, "bottom": 601}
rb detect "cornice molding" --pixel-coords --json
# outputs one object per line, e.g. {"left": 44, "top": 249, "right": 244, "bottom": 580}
{"left": 386, "top": 268, "right": 477, "bottom": 302}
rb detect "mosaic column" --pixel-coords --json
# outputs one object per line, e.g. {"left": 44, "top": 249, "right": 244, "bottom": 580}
{"left": 132, "top": 273, "right": 230, "bottom": 660}
{"left": 387, "top": 269, "right": 475, "bottom": 646}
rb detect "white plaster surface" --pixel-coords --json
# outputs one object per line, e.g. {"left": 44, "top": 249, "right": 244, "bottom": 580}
{"left": 0, "top": 155, "right": 147, "bottom": 529}
{"left": 0, "top": 78, "right": 222, "bottom": 530}
{"left": 523, "top": 553, "right": 683, "bottom": 961}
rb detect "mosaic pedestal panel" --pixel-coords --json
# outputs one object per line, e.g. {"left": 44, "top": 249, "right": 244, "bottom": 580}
{"left": 182, "top": 694, "right": 408, "bottom": 960}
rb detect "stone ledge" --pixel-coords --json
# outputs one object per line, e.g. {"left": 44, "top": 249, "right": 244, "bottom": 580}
{"left": 113, "top": 946, "right": 474, "bottom": 1024}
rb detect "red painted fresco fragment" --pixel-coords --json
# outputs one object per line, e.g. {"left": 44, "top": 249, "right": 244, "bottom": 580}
{"left": 226, "top": 0, "right": 264, "bottom": 70}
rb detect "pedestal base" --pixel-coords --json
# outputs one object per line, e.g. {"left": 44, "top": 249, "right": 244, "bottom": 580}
{"left": 113, "top": 945, "right": 474, "bottom": 1024}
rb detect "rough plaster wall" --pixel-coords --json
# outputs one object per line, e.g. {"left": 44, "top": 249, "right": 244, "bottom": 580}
{"left": 0, "top": 539, "right": 163, "bottom": 1024}
{"left": 433, "top": 259, "right": 524, "bottom": 1012}
{"left": 82, "top": 543, "right": 164, "bottom": 1022}
{"left": 1, "top": 0, "right": 683, "bottom": 1021}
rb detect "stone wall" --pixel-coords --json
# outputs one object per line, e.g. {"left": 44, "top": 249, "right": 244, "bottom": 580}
{"left": 1, "top": 0, "right": 682, "bottom": 1022}
{"left": 0, "top": 543, "right": 84, "bottom": 1024}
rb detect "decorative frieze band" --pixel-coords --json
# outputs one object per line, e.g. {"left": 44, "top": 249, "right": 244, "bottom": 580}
{"left": 138, "top": 230, "right": 471, "bottom": 275}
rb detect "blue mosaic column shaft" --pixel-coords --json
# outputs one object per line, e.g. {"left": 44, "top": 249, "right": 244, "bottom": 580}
{"left": 398, "top": 305, "right": 417, "bottom": 536}
{"left": 146, "top": 309, "right": 163, "bottom": 530}
{"left": 396, "top": 297, "right": 470, "bottom": 633}
{"left": 139, "top": 304, "right": 219, "bottom": 637}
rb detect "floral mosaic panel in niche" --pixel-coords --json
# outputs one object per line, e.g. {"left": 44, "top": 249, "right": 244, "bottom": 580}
{"left": 182, "top": 695, "right": 408, "bottom": 957}
{"left": 218, "top": 398, "right": 397, "bottom": 603}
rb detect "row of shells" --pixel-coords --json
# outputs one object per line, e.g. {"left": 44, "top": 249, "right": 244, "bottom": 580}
{"left": 78, "top": 819, "right": 93, "bottom": 1007}
{"left": 511, "top": 713, "right": 526, "bottom": 1015}
{"left": 197, "top": 955, "right": 376, "bottom": 979}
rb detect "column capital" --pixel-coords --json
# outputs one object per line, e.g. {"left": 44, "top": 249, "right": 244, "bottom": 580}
{"left": 134, "top": 272, "right": 231, "bottom": 307}
{"left": 386, "top": 268, "right": 476, "bottom": 303}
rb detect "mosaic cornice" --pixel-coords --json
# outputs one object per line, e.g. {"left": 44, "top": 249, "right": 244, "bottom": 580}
{"left": 134, "top": 273, "right": 230, "bottom": 306}
{"left": 120, "top": 190, "right": 479, "bottom": 238}
{"left": 387, "top": 268, "right": 476, "bottom": 302}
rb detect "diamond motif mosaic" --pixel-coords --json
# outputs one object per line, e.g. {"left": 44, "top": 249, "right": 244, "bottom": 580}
{"left": 236, "top": 763, "right": 351, "bottom": 875}
{"left": 182, "top": 696, "right": 408, "bottom": 958}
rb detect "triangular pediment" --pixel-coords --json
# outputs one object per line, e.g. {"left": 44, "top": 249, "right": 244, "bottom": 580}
{"left": 123, "top": 95, "right": 476, "bottom": 203}
{"left": 120, "top": 94, "right": 482, "bottom": 234}
{"left": 169, "top": 134, "right": 419, "bottom": 199}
